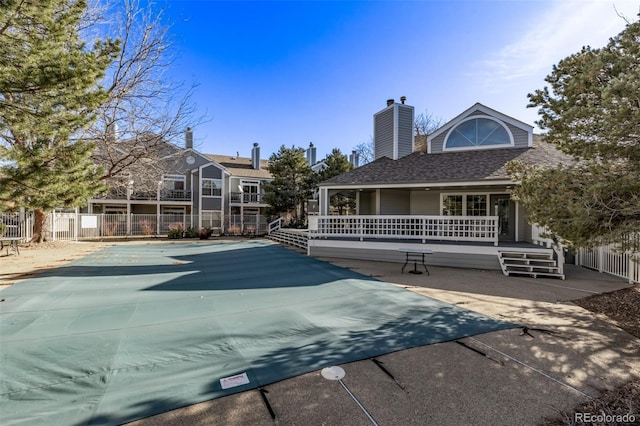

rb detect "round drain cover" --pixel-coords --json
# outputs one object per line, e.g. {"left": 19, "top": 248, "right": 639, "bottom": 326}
{"left": 321, "top": 366, "right": 345, "bottom": 381}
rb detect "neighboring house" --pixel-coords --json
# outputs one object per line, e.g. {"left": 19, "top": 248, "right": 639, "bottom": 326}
{"left": 207, "top": 143, "right": 272, "bottom": 233}
{"left": 86, "top": 130, "right": 272, "bottom": 235}
{"left": 312, "top": 101, "right": 573, "bottom": 274}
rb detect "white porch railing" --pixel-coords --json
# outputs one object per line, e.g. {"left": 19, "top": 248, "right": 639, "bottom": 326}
{"left": 312, "top": 215, "right": 499, "bottom": 245}
{"left": 531, "top": 224, "right": 555, "bottom": 247}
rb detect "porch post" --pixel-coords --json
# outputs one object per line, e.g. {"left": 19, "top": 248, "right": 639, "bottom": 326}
{"left": 375, "top": 189, "right": 381, "bottom": 215}
{"left": 598, "top": 246, "right": 604, "bottom": 273}
{"left": 319, "top": 187, "right": 329, "bottom": 215}
{"left": 74, "top": 208, "right": 78, "bottom": 241}
{"left": 628, "top": 251, "right": 635, "bottom": 284}
{"left": 514, "top": 201, "right": 520, "bottom": 242}
{"left": 51, "top": 210, "right": 56, "bottom": 241}
{"left": 126, "top": 203, "right": 131, "bottom": 236}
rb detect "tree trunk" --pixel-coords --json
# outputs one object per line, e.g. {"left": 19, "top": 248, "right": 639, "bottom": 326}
{"left": 31, "top": 209, "right": 48, "bottom": 243}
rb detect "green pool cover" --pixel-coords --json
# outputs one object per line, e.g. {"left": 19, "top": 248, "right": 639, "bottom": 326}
{"left": 1, "top": 241, "right": 517, "bottom": 425}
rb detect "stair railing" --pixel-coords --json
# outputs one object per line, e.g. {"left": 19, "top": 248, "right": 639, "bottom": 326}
{"left": 268, "top": 217, "right": 282, "bottom": 235}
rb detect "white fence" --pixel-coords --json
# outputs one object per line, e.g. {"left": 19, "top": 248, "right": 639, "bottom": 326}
{"left": 0, "top": 212, "right": 33, "bottom": 241}
{"left": 227, "top": 214, "right": 269, "bottom": 235}
{"left": 311, "top": 215, "right": 499, "bottom": 245}
{"left": 0, "top": 212, "right": 268, "bottom": 241}
{"left": 578, "top": 242, "right": 639, "bottom": 284}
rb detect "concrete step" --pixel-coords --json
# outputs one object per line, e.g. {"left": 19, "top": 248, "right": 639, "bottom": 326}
{"left": 505, "top": 270, "right": 566, "bottom": 279}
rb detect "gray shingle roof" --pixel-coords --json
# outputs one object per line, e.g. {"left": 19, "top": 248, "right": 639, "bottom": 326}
{"left": 206, "top": 154, "right": 272, "bottom": 179}
{"left": 320, "top": 136, "right": 572, "bottom": 187}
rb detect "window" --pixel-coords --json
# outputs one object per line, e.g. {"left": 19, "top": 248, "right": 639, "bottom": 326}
{"left": 445, "top": 117, "right": 512, "bottom": 150}
{"left": 202, "top": 179, "right": 222, "bottom": 197}
{"left": 442, "top": 195, "right": 463, "bottom": 216}
{"left": 104, "top": 205, "right": 127, "bottom": 214}
{"left": 163, "top": 174, "right": 185, "bottom": 191}
{"left": 161, "top": 206, "right": 185, "bottom": 215}
{"left": 442, "top": 194, "right": 488, "bottom": 216}
{"left": 202, "top": 211, "right": 221, "bottom": 229}
{"left": 466, "top": 195, "right": 487, "bottom": 216}
{"left": 241, "top": 180, "right": 260, "bottom": 203}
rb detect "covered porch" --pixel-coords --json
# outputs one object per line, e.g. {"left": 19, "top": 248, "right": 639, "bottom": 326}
{"left": 316, "top": 182, "right": 533, "bottom": 244}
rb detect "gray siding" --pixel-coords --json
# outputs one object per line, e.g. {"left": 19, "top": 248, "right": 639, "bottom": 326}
{"left": 374, "top": 108, "right": 394, "bottom": 160}
{"left": 202, "top": 197, "right": 221, "bottom": 210}
{"left": 520, "top": 204, "right": 533, "bottom": 242}
{"left": 379, "top": 189, "right": 410, "bottom": 214}
{"left": 309, "top": 247, "right": 501, "bottom": 270}
{"left": 358, "top": 191, "right": 373, "bottom": 215}
{"left": 410, "top": 191, "right": 440, "bottom": 215}
{"left": 192, "top": 171, "right": 200, "bottom": 214}
{"left": 202, "top": 164, "right": 222, "bottom": 179}
{"left": 430, "top": 132, "right": 446, "bottom": 153}
{"left": 397, "top": 105, "right": 414, "bottom": 159}
{"left": 506, "top": 123, "right": 529, "bottom": 148}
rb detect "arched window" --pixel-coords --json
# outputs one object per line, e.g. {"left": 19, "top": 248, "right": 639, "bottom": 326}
{"left": 444, "top": 117, "right": 512, "bottom": 150}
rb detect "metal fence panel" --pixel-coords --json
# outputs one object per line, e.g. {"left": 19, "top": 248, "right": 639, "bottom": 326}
{"left": 0, "top": 212, "right": 33, "bottom": 241}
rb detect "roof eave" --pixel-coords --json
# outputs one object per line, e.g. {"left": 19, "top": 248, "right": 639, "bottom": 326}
{"left": 319, "top": 179, "right": 516, "bottom": 189}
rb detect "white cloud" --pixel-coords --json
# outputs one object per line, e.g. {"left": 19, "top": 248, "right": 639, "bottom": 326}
{"left": 476, "top": 1, "right": 638, "bottom": 85}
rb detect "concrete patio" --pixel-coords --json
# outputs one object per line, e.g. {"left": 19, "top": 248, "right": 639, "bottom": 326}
{"left": 128, "top": 259, "right": 639, "bottom": 426}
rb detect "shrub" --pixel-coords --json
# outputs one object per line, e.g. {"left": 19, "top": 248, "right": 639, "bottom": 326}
{"left": 167, "top": 222, "right": 184, "bottom": 239}
{"left": 0, "top": 223, "right": 6, "bottom": 237}
{"left": 228, "top": 224, "right": 241, "bottom": 236}
{"left": 102, "top": 220, "right": 118, "bottom": 237}
{"left": 199, "top": 227, "right": 213, "bottom": 240}
{"left": 138, "top": 220, "right": 155, "bottom": 236}
{"left": 184, "top": 226, "right": 198, "bottom": 238}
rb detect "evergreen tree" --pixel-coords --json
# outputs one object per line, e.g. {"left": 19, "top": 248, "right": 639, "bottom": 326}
{"left": 263, "top": 145, "right": 316, "bottom": 226}
{"left": 0, "top": 0, "right": 119, "bottom": 241}
{"left": 508, "top": 20, "right": 640, "bottom": 249}
{"left": 319, "top": 148, "right": 354, "bottom": 215}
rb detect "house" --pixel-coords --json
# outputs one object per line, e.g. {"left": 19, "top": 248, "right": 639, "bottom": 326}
{"left": 207, "top": 143, "right": 272, "bottom": 234}
{"left": 86, "top": 129, "right": 273, "bottom": 235}
{"left": 312, "top": 101, "right": 573, "bottom": 276}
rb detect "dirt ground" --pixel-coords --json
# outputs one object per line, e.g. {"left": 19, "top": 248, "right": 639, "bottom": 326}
{"left": 2, "top": 239, "right": 638, "bottom": 425}
{"left": 0, "top": 240, "right": 112, "bottom": 288}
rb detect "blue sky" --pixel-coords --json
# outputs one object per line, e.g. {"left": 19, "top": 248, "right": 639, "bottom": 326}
{"left": 154, "top": 0, "right": 638, "bottom": 159}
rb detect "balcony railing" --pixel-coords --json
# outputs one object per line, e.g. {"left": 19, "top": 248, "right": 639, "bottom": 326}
{"left": 159, "top": 189, "right": 191, "bottom": 201}
{"left": 93, "top": 189, "right": 192, "bottom": 202}
{"left": 311, "top": 215, "right": 499, "bottom": 246}
{"left": 230, "top": 192, "right": 264, "bottom": 204}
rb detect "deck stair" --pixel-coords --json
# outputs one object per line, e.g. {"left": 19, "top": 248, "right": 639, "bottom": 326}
{"left": 267, "top": 229, "right": 309, "bottom": 250}
{"left": 498, "top": 251, "right": 565, "bottom": 280}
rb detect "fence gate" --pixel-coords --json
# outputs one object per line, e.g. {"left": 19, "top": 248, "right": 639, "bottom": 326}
{"left": 51, "top": 213, "right": 78, "bottom": 241}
